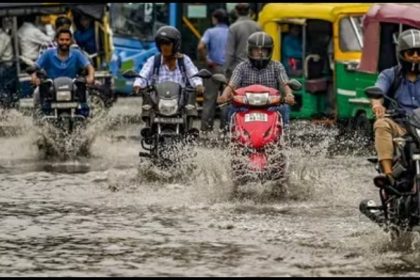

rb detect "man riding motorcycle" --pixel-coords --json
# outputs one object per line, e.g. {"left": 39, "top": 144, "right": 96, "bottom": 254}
{"left": 371, "top": 29, "right": 420, "bottom": 190}
{"left": 217, "top": 31, "right": 295, "bottom": 132}
{"left": 133, "top": 25, "right": 204, "bottom": 125}
{"left": 32, "top": 28, "right": 95, "bottom": 116}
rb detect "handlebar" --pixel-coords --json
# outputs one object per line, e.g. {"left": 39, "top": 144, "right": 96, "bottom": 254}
{"left": 384, "top": 109, "right": 407, "bottom": 119}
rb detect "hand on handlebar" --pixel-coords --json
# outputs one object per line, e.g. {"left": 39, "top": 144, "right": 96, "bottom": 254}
{"left": 32, "top": 77, "right": 41, "bottom": 87}
{"left": 86, "top": 75, "right": 95, "bottom": 85}
{"left": 217, "top": 94, "right": 231, "bottom": 104}
{"left": 284, "top": 94, "right": 295, "bottom": 105}
{"left": 372, "top": 104, "right": 386, "bottom": 119}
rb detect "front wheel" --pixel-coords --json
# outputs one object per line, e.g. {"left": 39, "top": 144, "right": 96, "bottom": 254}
{"left": 88, "top": 91, "right": 107, "bottom": 121}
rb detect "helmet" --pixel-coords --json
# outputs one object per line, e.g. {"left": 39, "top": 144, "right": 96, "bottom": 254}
{"left": 55, "top": 16, "right": 72, "bottom": 29}
{"left": 247, "top": 32, "right": 273, "bottom": 70}
{"left": 155, "top": 25, "right": 181, "bottom": 55}
{"left": 396, "top": 29, "right": 420, "bottom": 73}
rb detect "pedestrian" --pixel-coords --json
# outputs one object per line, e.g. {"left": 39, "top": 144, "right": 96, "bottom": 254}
{"left": 197, "top": 8, "right": 229, "bottom": 133}
{"left": 224, "top": 3, "right": 261, "bottom": 79}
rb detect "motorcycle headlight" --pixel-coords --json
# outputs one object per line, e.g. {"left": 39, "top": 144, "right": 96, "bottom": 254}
{"left": 56, "top": 90, "right": 72, "bottom": 101}
{"left": 158, "top": 99, "right": 178, "bottom": 116}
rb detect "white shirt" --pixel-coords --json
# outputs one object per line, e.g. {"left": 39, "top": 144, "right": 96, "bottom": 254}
{"left": 0, "top": 29, "right": 13, "bottom": 62}
{"left": 18, "top": 22, "right": 54, "bottom": 61}
{"left": 134, "top": 54, "right": 203, "bottom": 88}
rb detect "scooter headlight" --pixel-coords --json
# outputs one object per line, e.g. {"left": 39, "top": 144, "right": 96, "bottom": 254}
{"left": 158, "top": 99, "right": 178, "bottom": 116}
{"left": 56, "top": 90, "right": 72, "bottom": 101}
{"left": 245, "top": 92, "right": 269, "bottom": 106}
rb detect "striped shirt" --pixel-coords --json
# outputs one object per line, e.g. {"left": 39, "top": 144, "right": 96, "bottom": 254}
{"left": 133, "top": 54, "right": 203, "bottom": 88}
{"left": 230, "top": 60, "right": 289, "bottom": 89}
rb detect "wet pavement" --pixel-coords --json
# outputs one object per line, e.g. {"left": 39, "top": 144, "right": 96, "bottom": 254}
{"left": 1, "top": 101, "right": 420, "bottom": 276}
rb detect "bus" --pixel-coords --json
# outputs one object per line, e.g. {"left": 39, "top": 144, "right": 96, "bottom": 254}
{"left": 108, "top": 3, "right": 266, "bottom": 96}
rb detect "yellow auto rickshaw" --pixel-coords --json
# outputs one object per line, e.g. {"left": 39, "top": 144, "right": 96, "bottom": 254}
{"left": 258, "top": 3, "right": 372, "bottom": 134}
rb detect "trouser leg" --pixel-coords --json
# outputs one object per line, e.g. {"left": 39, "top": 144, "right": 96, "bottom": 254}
{"left": 374, "top": 118, "right": 406, "bottom": 172}
{"left": 200, "top": 65, "right": 223, "bottom": 131}
{"left": 32, "top": 87, "right": 43, "bottom": 120}
{"left": 279, "top": 104, "right": 290, "bottom": 127}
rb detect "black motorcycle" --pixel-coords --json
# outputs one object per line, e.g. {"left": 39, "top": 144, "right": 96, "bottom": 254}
{"left": 27, "top": 66, "right": 96, "bottom": 157}
{"left": 29, "top": 67, "right": 90, "bottom": 132}
{"left": 123, "top": 69, "right": 212, "bottom": 166}
{"left": 360, "top": 86, "right": 420, "bottom": 236}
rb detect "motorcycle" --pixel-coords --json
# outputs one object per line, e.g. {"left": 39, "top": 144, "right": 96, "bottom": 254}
{"left": 122, "top": 69, "right": 212, "bottom": 167}
{"left": 360, "top": 86, "right": 420, "bottom": 236}
{"left": 27, "top": 66, "right": 95, "bottom": 157}
{"left": 212, "top": 73, "right": 302, "bottom": 185}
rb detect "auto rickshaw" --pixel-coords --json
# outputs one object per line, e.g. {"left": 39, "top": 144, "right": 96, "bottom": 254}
{"left": 258, "top": 3, "right": 372, "bottom": 133}
{"left": 0, "top": 3, "right": 116, "bottom": 113}
{"left": 354, "top": 3, "right": 420, "bottom": 126}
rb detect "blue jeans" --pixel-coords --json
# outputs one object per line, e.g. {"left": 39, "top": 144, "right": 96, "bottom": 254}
{"left": 226, "top": 104, "right": 291, "bottom": 127}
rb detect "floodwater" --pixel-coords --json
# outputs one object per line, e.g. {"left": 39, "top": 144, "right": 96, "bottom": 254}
{"left": 1, "top": 100, "right": 420, "bottom": 277}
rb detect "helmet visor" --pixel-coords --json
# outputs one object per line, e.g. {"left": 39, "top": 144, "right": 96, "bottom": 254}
{"left": 157, "top": 37, "right": 173, "bottom": 46}
{"left": 404, "top": 48, "right": 420, "bottom": 58}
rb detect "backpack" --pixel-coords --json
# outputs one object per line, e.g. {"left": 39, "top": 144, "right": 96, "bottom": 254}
{"left": 151, "top": 53, "right": 191, "bottom": 87}
{"left": 384, "top": 64, "right": 403, "bottom": 109}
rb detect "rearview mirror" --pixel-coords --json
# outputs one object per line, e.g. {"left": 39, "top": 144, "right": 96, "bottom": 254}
{"left": 364, "top": 86, "right": 384, "bottom": 99}
{"left": 287, "top": 79, "right": 302, "bottom": 91}
{"left": 192, "top": 69, "right": 212, "bottom": 79}
{"left": 122, "top": 69, "right": 140, "bottom": 79}
{"left": 211, "top": 73, "right": 228, "bottom": 84}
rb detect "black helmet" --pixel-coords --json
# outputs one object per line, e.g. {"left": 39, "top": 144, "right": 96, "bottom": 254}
{"left": 397, "top": 29, "right": 420, "bottom": 73}
{"left": 155, "top": 25, "right": 181, "bottom": 55}
{"left": 247, "top": 31, "right": 273, "bottom": 70}
{"left": 55, "top": 15, "right": 72, "bottom": 29}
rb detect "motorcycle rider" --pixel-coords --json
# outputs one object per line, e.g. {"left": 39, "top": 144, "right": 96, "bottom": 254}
{"left": 217, "top": 31, "right": 295, "bottom": 132}
{"left": 31, "top": 28, "right": 95, "bottom": 115}
{"left": 133, "top": 25, "right": 204, "bottom": 124}
{"left": 371, "top": 29, "right": 420, "bottom": 188}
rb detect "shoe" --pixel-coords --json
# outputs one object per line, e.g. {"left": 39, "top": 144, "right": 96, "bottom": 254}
{"left": 373, "top": 173, "right": 396, "bottom": 189}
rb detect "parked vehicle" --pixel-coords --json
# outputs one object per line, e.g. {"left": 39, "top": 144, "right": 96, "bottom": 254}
{"left": 258, "top": 3, "right": 372, "bottom": 135}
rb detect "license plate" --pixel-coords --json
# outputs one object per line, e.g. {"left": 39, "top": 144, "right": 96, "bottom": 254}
{"left": 51, "top": 102, "right": 78, "bottom": 109}
{"left": 244, "top": 112, "right": 268, "bottom": 122}
{"left": 154, "top": 117, "right": 183, "bottom": 124}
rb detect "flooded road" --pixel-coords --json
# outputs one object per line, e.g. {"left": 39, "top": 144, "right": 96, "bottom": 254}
{"left": 1, "top": 102, "right": 420, "bottom": 276}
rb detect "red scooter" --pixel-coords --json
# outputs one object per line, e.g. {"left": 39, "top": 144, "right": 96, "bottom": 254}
{"left": 214, "top": 74, "right": 301, "bottom": 184}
